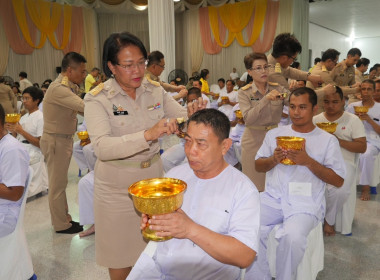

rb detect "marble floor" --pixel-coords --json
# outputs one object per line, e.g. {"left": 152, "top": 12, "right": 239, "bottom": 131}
{"left": 24, "top": 158, "right": 380, "bottom": 280}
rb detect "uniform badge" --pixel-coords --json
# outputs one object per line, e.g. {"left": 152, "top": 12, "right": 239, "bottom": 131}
{"left": 275, "top": 63, "right": 282, "bottom": 73}
{"left": 113, "top": 104, "right": 128, "bottom": 115}
{"left": 322, "top": 65, "right": 327, "bottom": 72}
{"left": 147, "top": 103, "right": 161, "bottom": 110}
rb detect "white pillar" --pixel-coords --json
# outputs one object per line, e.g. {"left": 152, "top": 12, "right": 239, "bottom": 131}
{"left": 148, "top": 0, "right": 175, "bottom": 83}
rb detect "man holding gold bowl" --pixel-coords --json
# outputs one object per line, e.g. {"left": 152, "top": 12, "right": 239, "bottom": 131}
{"left": 249, "top": 87, "right": 345, "bottom": 280}
{"left": 347, "top": 79, "right": 380, "bottom": 201}
{"left": 128, "top": 109, "right": 260, "bottom": 280}
{"left": 314, "top": 86, "right": 366, "bottom": 236}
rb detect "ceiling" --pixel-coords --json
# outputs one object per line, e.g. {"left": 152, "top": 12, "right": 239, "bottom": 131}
{"left": 309, "top": 0, "right": 380, "bottom": 39}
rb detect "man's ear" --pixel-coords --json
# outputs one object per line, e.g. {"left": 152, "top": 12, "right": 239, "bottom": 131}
{"left": 221, "top": 138, "right": 232, "bottom": 156}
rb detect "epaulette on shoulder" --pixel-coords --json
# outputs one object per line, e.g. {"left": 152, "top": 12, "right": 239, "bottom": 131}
{"left": 146, "top": 75, "right": 160, "bottom": 87}
{"left": 241, "top": 83, "right": 252, "bottom": 91}
{"left": 88, "top": 83, "right": 104, "bottom": 96}
{"left": 322, "top": 65, "right": 328, "bottom": 72}
{"left": 268, "top": 82, "right": 279, "bottom": 86}
{"left": 61, "top": 76, "right": 69, "bottom": 86}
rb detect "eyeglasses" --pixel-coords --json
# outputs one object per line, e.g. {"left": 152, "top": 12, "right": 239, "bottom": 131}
{"left": 249, "top": 65, "right": 271, "bottom": 72}
{"left": 288, "top": 55, "right": 297, "bottom": 62}
{"left": 155, "top": 63, "right": 165, "bottom": 69}
{"left": 21, "top": 96, "right": 31, "bottom": 101}
{"left": 116, "top": 60, "right": 147, "bottom": 72}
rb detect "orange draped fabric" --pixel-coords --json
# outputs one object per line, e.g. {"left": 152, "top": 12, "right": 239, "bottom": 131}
{"left": 249, "top": 0, "right": 280, "bottom": 53}
{"left": 0, "top": 0, "right": 36, "bottom": 54}
{"left": 199, "top": 7, "right": 227, "bottom": 55}
{"left": 56, "top": 6, "right": 84, "bottom": 54}
{"left": 11, "top": 0, "right": 73, "bottom": 50}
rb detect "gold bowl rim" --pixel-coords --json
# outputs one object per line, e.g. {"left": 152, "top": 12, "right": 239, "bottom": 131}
{"left": 128, "top": 177, "right": 187, "bottom": 199}
{"left": 77, "top": 131, "right": 89, "bottom": 135}
{"left": 276, "top": 136, "right": 305, "bottom": 142}
{"left": 353, "top": 106, "right": 369, "bottom": 112}
{"left": 316, "top": 122, "right": 338, "bottom": 127}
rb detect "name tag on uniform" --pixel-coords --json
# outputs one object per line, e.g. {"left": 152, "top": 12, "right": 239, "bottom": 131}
{"left": 250, "top": 97, "right": 260, "bottom": 101}
{"left": 289, "top": 182, "right": 311, "bottom": 197}
{"left": 113, "top": 111, "right": 128, "bottom": 115}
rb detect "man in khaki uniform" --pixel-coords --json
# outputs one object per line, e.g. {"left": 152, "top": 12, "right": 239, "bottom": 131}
{"left": 355, "top": 58, "right": 370, "bottom": 83}
{"left": 267, "top": 33, "right": 322, "bottom": 89}
{"left": 306, "top": 49, "right": 359, "bottom": 113}
{"left": 40, "top": 52, "right": 86, "bottom": 233}
{"left": 145, "top": 50, "right": 187, "bottom": 100}
{"left": 330, "top": 48, "right": 362, "bottom": 103}
{"left": 0, "top": 76, "right": 17, "bottom": 114}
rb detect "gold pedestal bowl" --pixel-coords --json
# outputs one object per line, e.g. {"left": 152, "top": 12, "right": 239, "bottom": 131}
{"left": 234, "top": 110, "right": 244, "bottom": 124}
{"left": 221, "top": 96, "right": 229, "bottom": 104}
{"left": 354, "top": 106, "right": 369, "bottom": 120}
{"left": 214, "top": 93, "right": 220, "bottom": 100}
{"left": 276, "top": 136, "right": 305, "bottom": 165}
{"left": 316, "top": 122, "right": 338, "bottom": 134}
{"left": 77, "top": 131, "right": 89, "bottom": 146}
{"left": 128, "top": 178, "right": 187, "bottom": 241}
{"left": 5, "top": 113, "right": 21, "bottom": 123}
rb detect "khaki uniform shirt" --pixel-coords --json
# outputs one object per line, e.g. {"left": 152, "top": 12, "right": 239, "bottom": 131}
{"left": 43, "top": 74, "right": 84, "bottom": 135}
{"left": 330, "top": 60, "right": 356, "bottom": 87}
{"left": 267, "top": 54, "right": 308, "bottom": 89}
{"left": 145, "top": 70, "right": 177, "bottom": 93}
{"left": 84, "top": 77, "right": 187, "bottom": 162}
{"left": 355, "top": 68, "right": 364, "bottom": 83}
{"left": 0, "top": 83, "right": 17, "bottom": 114}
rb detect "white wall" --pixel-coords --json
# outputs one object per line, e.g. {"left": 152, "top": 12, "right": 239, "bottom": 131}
{"left": 309, "top": 23, "right": 351, "bottom": 67}
{"left": 353, "top": 37, "right": 380, "bottom": 68}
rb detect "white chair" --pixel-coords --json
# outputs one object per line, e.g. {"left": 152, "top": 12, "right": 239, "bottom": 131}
{"left": 267, "top": 222, "right": 324, "bottom": 280}
{"left": 0, "top": 167, "right": 34, "bottom": 280}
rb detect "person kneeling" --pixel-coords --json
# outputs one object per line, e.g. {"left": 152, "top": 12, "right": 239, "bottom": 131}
{"left": 128, "top": 109, "right": 260, "bottom": 280}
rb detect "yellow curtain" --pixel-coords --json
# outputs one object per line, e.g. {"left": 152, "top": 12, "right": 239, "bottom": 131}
{"left": 12, "top": 0, "right": 45, "bottom": 48}
{"left": 12, "top": 0, "right": 72, "bottom": 50}
{"left": 208, "top": 0, "right": 267, "bottom": 48}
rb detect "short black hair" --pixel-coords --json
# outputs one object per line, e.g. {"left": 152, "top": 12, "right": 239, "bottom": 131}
{"left": 41, "top": 84, "right": 49, "bottom": 90}
{"left": 23, "top": 86, "right": 44, "bottom": 105}
{"left": 218, "top": 78, "right": 225, "bottom": 84}
{"left": 314, "top": 57, "right": 321, "bottom": 64}
{"left": 19, "top": 71, "right": 27, "bottom": 78}
{"left": 91, "top": 67, "right": 100, "bottom": 72}
{"left": 356, "top": 58, "right": 370, "bottom": 67}
{"left": 0, "top": 76, "right": 4, "bottom": 83}
{"left": 244, "top": 52, "right": 267, "bottom": 69}
{"left": 370, "top": 66, "right": 376, "bottom": 73}
{"left": 147, "top": 51, "right": 164, "bottom": 67}
{"left": 61, "top": 52, "right": 87, "bottom": 72}
{"left": 289, "top": 87, "right": 317, "bottom": 108}
{"left": 193, "top": 79, "right": 202, "bottom": 86}
{"left": 374, "top": 63, "right": 380, "bottom": 70}
{"left": 335, "top": 86, "right": 344, "bottom": 100}
{"left": 271, "top": 33, "right": 302, "bottom": 58}
{"left": 362, "top": 79, "right": 375, "bottom": 89}
{"left": 347, "top": 48, "right": 361, "bottom": 58}
{"left": 187, "top": 87, "right": 201, "bottom": 99}
{"left": 321, "top": 49, "right": 340, "bottom": 62}
{"left": 187, "top": 109, "right": 230, "bottom": 142}
{"left": 102, "top": 32, "right": 147, "bottom": 77}
{"left": 0, "top": 104, "right": 4, "bottom": 126}
{"left": 226, "top": 79, "right": 235, "bottom": 86}
{"left": 33, "top": 83, "right": 39, "bottom": 88}
{"left": 43, "top": 79, "right": 52, "bottom": 85}
{"left": 291, "top": 61, "right": 300, "bottom": 69}
{"left": 200, "top": 69, "right": 209, "bottom": 79}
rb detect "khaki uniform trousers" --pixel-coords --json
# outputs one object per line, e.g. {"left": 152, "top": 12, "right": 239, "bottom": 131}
{"left": 40, "top": 133, "right": 73, "bottom": 231}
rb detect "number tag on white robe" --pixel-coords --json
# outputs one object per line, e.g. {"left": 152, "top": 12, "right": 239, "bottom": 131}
{"left": 289, "top": 182, "right": 312, "bottom": 196}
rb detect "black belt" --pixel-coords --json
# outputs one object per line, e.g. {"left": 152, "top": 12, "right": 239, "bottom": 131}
{"left": 22, "top": 140, "right": 30, "bottom": 144}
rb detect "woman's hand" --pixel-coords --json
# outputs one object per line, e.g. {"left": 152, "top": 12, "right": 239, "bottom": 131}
{"left": 266, "top": 89, "right": 284, "bottom": 101}
{"left": 144, "top": 118, "right": 178, "bottom": 141}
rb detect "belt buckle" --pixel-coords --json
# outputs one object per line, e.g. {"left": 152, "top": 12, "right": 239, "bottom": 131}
{"left": 140, "top": 159, "right": 151, "bottom": 169}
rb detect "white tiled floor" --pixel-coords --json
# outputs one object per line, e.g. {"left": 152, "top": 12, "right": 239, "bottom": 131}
{"left": 24, "top": 157, "right": 380, "bottom": 280}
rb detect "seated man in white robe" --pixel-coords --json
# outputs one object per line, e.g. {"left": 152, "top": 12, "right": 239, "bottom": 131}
{"left": 346, "top": 79, "right": 380, "bottom": 201}
{"left": 248, "top": 87, "right": 345, "bottom": 280}
{"left": 0, "top": 104, "right": 29, "bottom": 237}
{"left": 73, "top": 120, "right": 96, "bottom": 173}
{"left": 313, "top": 86, "right": 366, "bottom": 236}
{"left": 128, "top": 109, "right": 260, "bottom": 280}
{"left": 161, "top": 88, "right": 202, "bottom": 172}
{"left": 217, "top": 80, "right": 238, "bottom": 119}
{"left": 5, "top": 86, "right": 48, "bottom": 197}
{"left": 78, "top": 171, "right": 95, "bottom": 238}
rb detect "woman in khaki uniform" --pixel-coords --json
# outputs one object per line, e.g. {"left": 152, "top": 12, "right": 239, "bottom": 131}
{"left": 239, "top": 53, "right": 288, "bottom": 192}
{"left": 0, "top": 77, "right": 17, "bottom": 114}
{"left": 84, "top": 32, "right": 204, "bottom": 280}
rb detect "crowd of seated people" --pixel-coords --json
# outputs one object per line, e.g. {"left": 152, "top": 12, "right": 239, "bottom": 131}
{"left": 1, "top": 30, "right": 380, "bottom": 280}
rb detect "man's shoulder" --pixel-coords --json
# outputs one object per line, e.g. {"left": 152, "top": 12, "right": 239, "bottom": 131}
{"left": 1, "top": 135, "right": 27, "bottom": 154}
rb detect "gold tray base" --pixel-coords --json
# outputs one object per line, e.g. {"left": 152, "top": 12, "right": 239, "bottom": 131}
{"left": 143, "top": 227, "right": 172, "bottom": 242}
{"left": 280, "top": 158, "right": 296, "bottom": 165}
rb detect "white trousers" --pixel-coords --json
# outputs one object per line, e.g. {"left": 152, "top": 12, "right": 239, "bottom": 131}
{"left": 325, "top": 161, "right": 356, "bottom": 226}
{"left": 246, "top": 194, "right": 318, "bottom": 280}
{"left": 78, "top": 171, "right": 94, "bottom": 225}
{"left": 161, "top": 142, "right": 186, "bottom": 173}
{"left": 73, "top": 141, "right": 97, "bottom": 172}
{"left": 358, "top": 142, "right": 380, "bottom": 185}
{"left": 82, "top": 143, "right": 96, "bottom": 171}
